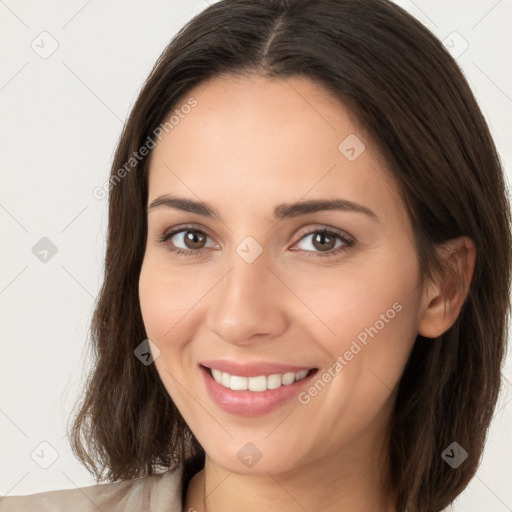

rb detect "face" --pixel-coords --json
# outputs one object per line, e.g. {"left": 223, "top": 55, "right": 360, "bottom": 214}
{"left": 139, "top": 74, "right": 425, "bottom": 476}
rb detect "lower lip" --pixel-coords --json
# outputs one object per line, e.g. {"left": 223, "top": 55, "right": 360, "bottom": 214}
{"left": 200, "top": 365, "right": 317, "bottom": 417}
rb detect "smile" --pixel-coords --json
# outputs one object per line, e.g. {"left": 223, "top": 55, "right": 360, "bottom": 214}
{"left": 199, "top": 362, "right": 318, "bottom": 416}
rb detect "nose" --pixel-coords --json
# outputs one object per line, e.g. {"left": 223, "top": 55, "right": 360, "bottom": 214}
{"left": 205, "top": 250, "right": 289, "bottom": 347}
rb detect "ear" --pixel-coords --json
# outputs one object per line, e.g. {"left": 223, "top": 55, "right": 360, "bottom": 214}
{"left": 418, "top": 236, "right": 476, "bottom": 339}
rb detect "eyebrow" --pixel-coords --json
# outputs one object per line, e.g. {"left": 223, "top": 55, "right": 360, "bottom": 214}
{"left": 147, "top": 195, "right": 379, "bottom": 221}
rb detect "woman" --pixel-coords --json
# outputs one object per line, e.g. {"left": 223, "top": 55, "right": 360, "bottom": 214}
{"left": 1, "top": 0, "right": 510, "bottom": 511}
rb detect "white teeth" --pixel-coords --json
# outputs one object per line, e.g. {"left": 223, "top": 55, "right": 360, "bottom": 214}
{"left": 248, "top": 375, "right": 267, "bottom": 392}
{"left": 209, "top": 368, "right": 311, "bottom": 392}
{"left": 281, "top": 372, "right": 295, "bottom": 385}
{"left": 230, "top": 375, "right": 248, "bottom": 390}
{"left": 267, "top": 374, "right": 282, "bottom": 390}
{"left": 295, "top": 370, "right": 308, "bottom": 381}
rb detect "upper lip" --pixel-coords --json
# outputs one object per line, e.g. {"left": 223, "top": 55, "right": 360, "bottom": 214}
{"left": 200, "top": 359, "right": 316, "bottom": 378}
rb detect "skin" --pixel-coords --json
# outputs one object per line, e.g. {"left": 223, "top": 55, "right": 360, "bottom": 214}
{"left": 138, "top": 74, "right": 475, "bottom": 512}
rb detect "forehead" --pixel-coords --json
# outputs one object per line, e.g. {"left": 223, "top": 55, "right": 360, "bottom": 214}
{"left": 147, "top": 74, "right": 404, "bottom": 222}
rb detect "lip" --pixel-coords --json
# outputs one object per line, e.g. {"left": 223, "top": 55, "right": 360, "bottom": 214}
{"left": 200, "top": 359, "right": 313, "bottom": 377}
{"left": 200, "top": 363, "right": 318, "bottom": 417}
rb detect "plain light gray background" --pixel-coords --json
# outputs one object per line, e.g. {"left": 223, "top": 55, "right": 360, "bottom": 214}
{"left": 1, "top": 0, "right": 511, "bottom": 510}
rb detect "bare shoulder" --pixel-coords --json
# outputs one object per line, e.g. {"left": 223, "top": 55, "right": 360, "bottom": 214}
{"left": 0, "top": 466, "right": 183, "bottom": 512}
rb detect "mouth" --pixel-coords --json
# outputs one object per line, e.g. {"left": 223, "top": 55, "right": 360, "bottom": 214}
{"left": 199, "top": 362, "right": 319, "bottom": 416}
{"left": 201, "top": 365, "right": 317, "bottom": 392}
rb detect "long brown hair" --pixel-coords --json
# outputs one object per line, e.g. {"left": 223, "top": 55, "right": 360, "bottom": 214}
{"left": 69, "top": 1, "right": 512, "bottom": 511}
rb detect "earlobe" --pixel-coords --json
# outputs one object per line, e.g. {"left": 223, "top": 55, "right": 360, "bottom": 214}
{"left": 417, "top": 236, "right": 476, "bottom": 339}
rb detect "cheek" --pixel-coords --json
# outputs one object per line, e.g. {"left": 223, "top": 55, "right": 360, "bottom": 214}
{"left": 288, "top": 247, "right": 420, "bottom": 405}
{"left": 288, "top": 282, "right": 419, "bottom": 456}
{"left": 288, "top": 255, "right": 419, "bottom": 350}
{"left": 138, "top": 256, "right": 203, "bottom": 411}
{"left": 138, "top": 254, "right": 210, "bottom": 345}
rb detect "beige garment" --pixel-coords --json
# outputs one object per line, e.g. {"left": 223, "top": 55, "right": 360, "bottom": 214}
{"left": 0, "top": 467, "right": 455, "bottom": 512}
{"left": 0, "top": 465, "right": 183, "bottom": 512}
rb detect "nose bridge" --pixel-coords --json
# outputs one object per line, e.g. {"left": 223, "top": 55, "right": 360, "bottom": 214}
{"left": 206, "top": 245, "right": 287, "bottom": 345}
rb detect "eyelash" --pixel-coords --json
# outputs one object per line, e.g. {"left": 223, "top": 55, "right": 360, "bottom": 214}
{"left": 157, "top": 224, "right": 356, "bottom": 259}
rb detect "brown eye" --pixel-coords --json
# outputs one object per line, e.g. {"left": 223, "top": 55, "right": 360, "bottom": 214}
{"left": 159, "top": 227, "right": 217, "bottom": 255}
{"left": 292, "top": 228, "right": 355, "bottom": 258}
